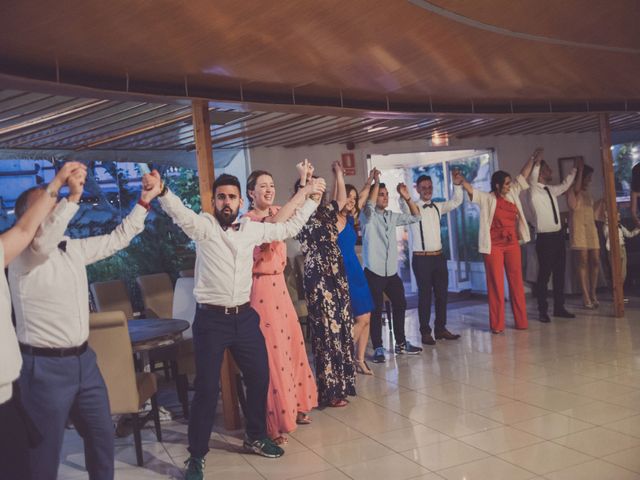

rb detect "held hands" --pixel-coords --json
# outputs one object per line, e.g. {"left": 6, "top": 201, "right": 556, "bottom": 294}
{"left": 141, "top": 170, "right": 164, "bottom": 202}
{"left": 576, "top": 157, "right": 585, "bottom": 170}
{"left": 531, "top": 148, "right": 544, "bottom": 164}
{"left": 296, "top": 159, "right": 310, "bottom": 182}
{"left": 372, "top": 168, "right": 381, "bottom": 184}
{"left": 451, "top": 169, "right": 464, "bottom": 185}
{"left": 303, "top": 177, "right": 327, "bottom": 202}
{"left": 396, "top": 182, "right": 411, "bottom": 201}
{"left": 50, "top": 161, "right": 87, "bottom": 192}
{"left": 332, "top": 160, "right": 344, "bottom": 176}
{"left": 67, "top": 168, "right": 87, "bottom": 202}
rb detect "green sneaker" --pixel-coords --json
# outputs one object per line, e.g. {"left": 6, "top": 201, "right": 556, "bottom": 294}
{"left": 243, "top": 437, "right": 285, "bottom": 458}
{"left": 184, "top": 456, "right": 205, "bottom": 480}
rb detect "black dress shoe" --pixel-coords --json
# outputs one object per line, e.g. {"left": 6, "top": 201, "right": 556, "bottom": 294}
{"left": 539, "top": 313, "right": 551, "bottom": 323}
{"left": 553, "top": 308, "right": 575, "bottom": 318}
{"left": 421, "top": 333, "right": 436, "bottom": 345}
{"left": 434, "top": 330, "right": 461, "bottom": 340}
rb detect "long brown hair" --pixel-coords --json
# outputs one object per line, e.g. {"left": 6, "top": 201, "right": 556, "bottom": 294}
{"left": 344, "top": 183, "right": 360, "bottom": 216}
{"left": 246, "top": 170, "right": 273, "bottom": 209}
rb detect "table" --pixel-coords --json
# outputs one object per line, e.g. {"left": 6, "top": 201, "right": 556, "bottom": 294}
{"left": 128, "top": 319, "right": 190, "bottom": 371}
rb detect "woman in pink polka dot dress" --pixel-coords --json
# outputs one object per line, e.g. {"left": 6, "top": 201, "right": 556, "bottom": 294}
{"left": 243, "top": 168, "right": 319, "bottom": 445}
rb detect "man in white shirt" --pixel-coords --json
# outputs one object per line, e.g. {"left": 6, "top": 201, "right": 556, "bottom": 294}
{"left": 528, "top": 152, "right": 577, "bottom": 322}
{"left": 406, "top": 171, "right": 464, "bottom": 345}
{"left": 9, "top": 168, "right": 159, "bottom": 480}
{"left": 143, "top": 170, "right": 323, "bottom": 480}
{"left": 0, "top": 162, "right": 85, "bottom": 480}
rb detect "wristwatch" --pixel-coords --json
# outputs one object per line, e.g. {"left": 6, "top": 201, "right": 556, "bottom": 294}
{"left": 45, "top": 184, "right": 59, "bottom": 198}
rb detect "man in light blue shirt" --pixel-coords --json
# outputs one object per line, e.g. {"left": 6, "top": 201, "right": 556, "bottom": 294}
{"left": 360, "top": 170, "right": 422, "bottom": 363}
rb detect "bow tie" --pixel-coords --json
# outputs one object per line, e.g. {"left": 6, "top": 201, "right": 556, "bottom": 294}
{"left": 423, "top": 203, "right": 435, "bottom": 209}
{"left": 58, "top": 241, "right": 67, "bottom": 252}
{"left": 221, "top": 223, "right": 241, "bottom": 232}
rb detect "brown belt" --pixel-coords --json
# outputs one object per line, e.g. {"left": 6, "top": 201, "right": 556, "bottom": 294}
{"left": 413, "top": 250, "right": 443, "bottom": 256}
{"left": 197, "top": 302, "right": 251, "bottom": 315}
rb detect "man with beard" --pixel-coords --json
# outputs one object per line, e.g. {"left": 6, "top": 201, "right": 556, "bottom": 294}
{"left": 143, "top": 170, "right": 324, "bottom": 480}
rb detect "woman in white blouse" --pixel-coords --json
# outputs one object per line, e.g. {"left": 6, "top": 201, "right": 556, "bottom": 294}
{"left": 0, "top": 162, "right": 85, "bottom": 480}
{"left": 460, "top": 152, "right": 538, "bottom": 333}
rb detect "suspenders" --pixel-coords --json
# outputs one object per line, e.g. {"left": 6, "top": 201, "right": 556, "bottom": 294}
{"left": 419, "top": 204, "right": 440, "bottom": 251}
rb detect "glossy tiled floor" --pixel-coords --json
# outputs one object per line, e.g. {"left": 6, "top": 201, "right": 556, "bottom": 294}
{"left": 59, "top": 296, "right": 640, "bottom": 479}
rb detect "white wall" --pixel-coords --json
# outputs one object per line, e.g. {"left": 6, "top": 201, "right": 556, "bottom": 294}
{"left": 248, "top": 131, "right": 604, "bottom": 214}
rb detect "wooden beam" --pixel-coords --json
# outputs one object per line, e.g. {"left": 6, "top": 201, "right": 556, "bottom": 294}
{"left": 192, "top": 99, "right": 242, "bottom": 430}
{"left": 599, "top": 113, "right": 625, "bottom": 317}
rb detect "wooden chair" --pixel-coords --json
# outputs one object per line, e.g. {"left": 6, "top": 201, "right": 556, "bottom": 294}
{"left": 90, "top": 280, "right": 134, "bottom": 319}
{"left": 136, "top": 272, "right": 174, "bottom": 319}
{"left": 88, "top": 311, "right": 161, "bottom": 466}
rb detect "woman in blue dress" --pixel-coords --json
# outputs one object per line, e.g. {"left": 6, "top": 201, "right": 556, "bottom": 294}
{"left": 335, "top": 169, "right": 375, "bottom": 375}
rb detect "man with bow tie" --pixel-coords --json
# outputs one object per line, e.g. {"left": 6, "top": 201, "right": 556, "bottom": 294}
{"left": 405, "top": 170, "right": 464, "bottom": 345}
{"left": 142, "top": 170, "right": 324, "bottom": 480}
{"left": 9, "top": 163, "right": 159, "bottom": 480}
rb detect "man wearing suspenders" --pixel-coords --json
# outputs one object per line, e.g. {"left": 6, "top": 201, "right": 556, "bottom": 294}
{"left": 407, "top": 171, "right": 464, "bottom": 345}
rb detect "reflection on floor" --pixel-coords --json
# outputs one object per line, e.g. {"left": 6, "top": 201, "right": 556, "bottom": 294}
{"left": 59, "top": 296, "right": 640, "bottom": 479}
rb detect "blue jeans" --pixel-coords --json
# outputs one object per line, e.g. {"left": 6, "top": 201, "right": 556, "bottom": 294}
{"left": 188, "top": 307, "right": 269, "bottom": 458}
{"left": 19, "top": 347, "right": 114, "bottom": 480}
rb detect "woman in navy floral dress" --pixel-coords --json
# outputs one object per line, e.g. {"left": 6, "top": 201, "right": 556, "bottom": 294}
{"left": 295, "top": 160, "right": 356, "bottom": 407}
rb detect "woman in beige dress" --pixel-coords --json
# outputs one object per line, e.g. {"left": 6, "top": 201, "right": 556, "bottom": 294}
{"left": 568, "top": 160, "right": 600, "bottom": 308}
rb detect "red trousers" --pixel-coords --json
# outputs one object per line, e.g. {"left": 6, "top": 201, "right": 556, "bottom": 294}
{"left": 483, "top": 242, "right": 528, "bottom": 331}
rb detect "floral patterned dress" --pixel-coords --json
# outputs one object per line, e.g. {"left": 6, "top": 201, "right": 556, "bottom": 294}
{"left": 244, "top": 207, "right": 318, "bottom": 439}
{"left": 295, "top": 201, "right": 356, "bottom": 405}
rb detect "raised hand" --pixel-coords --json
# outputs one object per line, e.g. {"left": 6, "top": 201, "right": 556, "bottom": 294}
{"left": 50, "top": 161, "right": 86, "bottom": 191}
{"left": 306, "top": 161, "right": 315, "bottom": 181}
{"left": 141, "top": 170, "right": 164, "bottom": 202}
{"left": 67, "top": 167, "right": 87, "bottom": 202}
{"left": 532, "top": 148, "right": 544, "bottom": 163}
{"left": 397, "top": 182, "right": 410, "bottom": 200}
{"left": 304, "top": 177, "right": 327, "bottom": 197}
{"left": 296, "top": 159, "right": 310, "bottom": 182}
{"left": 451, "top": 168, "right": 464, "bottom": 185}
{"left": 373, "top": 168, "right": 381, "bottom": 183}
{"left": 332, "top": 160, "right": 344, "bottom": 176}
{"left": 576, "top": 157, "right": 585, "bottom": 170}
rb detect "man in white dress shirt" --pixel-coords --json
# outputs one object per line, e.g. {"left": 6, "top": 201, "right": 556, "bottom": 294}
{"left": 143, "top": 170, "right": 323, "bottom": 480}
{"left": 9, "top": 167, "right": 159, "bottom": 480}
{"left": 1, "top": 162, "right": 85, "bottom": 480}
{"left": 528, "top": 151, "right": 577, "bottom": 322}
{"left": 406, "top": 171, "right": 464, "bottom": 345}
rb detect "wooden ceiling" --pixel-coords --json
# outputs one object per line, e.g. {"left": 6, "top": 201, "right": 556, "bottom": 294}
{"left": 1, "top": 89, "right": 639, "bottom": 158}
{"left": 1, "top": 0, "right": 639, "bottom": 115}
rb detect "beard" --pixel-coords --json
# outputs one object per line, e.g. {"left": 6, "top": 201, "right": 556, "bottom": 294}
{"left": 214, "top": 205, "right": 239, "bottom": 227}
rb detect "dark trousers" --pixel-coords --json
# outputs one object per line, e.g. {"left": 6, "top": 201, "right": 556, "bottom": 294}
{"left": 0, "top": 382, "right": 33, "bottom": 480}
{"left": 365, "top": 269, "right": 407, "bottom": 349}
{"left": 19, "top": 347, "right": 114, "bottom": 480}
{"left": 188, "top": 307, "right": 269, "bottom": 458}
{"left": 535, "top": 230, "right": 567, "bottom": 314}
{"left": 412, "top": 254, "right": 448, "bottom": 335}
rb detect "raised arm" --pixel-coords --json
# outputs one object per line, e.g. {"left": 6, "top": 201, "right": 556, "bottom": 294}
{"left": 74, "top": 183, "right": 160, "bottom": 265}
{"left": 368, "top": 168, "right": 381, "bottom": 203}
{"left": 573, "top": 157, "right": 585, "bottom": 195}
{"left": 258, "top": 197, "right": 321, "bottom": 243}
{"left": 0, "top": 162, "right": 84, "bottom": 265}
{"left": 521, "top": 148, "right": 543, "bottom": 180}
{"left": 144, "top": 170, "right": 210, "bottom": 241}
{"left": 552, "top": 167, "right": 578, "bottom": 196}
{"left": 358, "top": 169, "right": 375, "bottom": 211}
{"left": 269, "top": 178, "right": 326, "bottom": 223}
{"left": 396, "top": 182, "right": 421, "bottom": 223}
{"left": 332, "top": 160, "right": 347, "bottom": 211}
{"left": 437, "top": 169, "right": 465, "bottom": 214}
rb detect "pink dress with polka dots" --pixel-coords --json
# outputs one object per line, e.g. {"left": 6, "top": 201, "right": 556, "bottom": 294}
{"left": 245, "top": 207, "right": 318, "bottom": 438}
